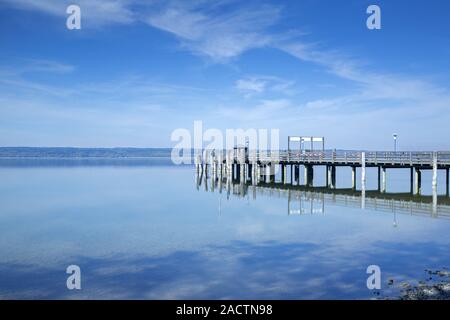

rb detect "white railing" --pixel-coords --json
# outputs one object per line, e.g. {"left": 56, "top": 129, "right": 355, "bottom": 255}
{"left": 196, "top": 149, "right": 450, "bottom": 166}
{"left": 247, "top": 150, "right": 450, "bottom": 166}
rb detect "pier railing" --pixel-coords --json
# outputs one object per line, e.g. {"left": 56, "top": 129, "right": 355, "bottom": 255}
{"left": 198, "top": 149, "right": 450, "bottom": 167}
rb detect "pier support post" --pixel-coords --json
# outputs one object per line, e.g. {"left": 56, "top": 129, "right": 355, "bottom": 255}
{"left": 410, "top": 167, "right": 414, "bottom": 194}
{"left": 251, "top": 162, "right": 258, "bottom": 185}
{"left": 230, "top": 163, "right": 234, "bottom": 180}
{"left": 446, "top": 168, "right": 449, "bottom": 196}
{"left": 432, "top": 152, "right": 438, "bottom": 189}
{"left": 219, "top": 169, "right": 223, "bottom": 193}
{"left": 196, "top": 170, "right": 201, "bottom": 190}
{"left": 256, "top": 164, "right": 261, "bottom": 184}
{"left": 212, "top": 160, "right": 217, "bottom": 186}
{"left": 377, "top": 166, "right": 381, "bottom": 191}
{"left": 381, "top": 167, "right": 387, "bottom": 193}
{"left": 212, "top": 156, "right": 217, "bottom": 189}
{"left": 328, "top": 165, "right": 336, "bottom": 189}
{"left": 211, "top": 168, "right": 215, "bottom": 192}
{"left": 269, "top": 163, "right": 275, "bottom": 183}
{"left": 264, "top": 164, "right": 268, "bottom": 183}
{"left": 205, "top": 150, "right": 210, "bottom": 177}
{"left": 224, "top": 152, "right": 229, "bottom": 177}
{"left": 361, "top": 152, "right": 366, "bottom": 190}
{"left": 414, "top": 167, "right": 422, "bottom": 195}
{"left": 290, "top": 164, "right": 293, "bottom": 184}
{"left": 304, "top": 165, "right": 308, "bottom": 186}
{"left": 195, "top": 154, "right": 202, "bottom": 174}
{"left": 203, "top": 170, "right": 208, "bottom": 191}
{"left": 351, "top": 166, "right": 357, "bottom": 190}
{"left": 331, "top": 166, "right": 336, "bottom": 189}
{"left": 294, "top": 165, "right": 299, "bottom": 185}
{"left": 305, "top": 165, "right": 313, "bottom": 187}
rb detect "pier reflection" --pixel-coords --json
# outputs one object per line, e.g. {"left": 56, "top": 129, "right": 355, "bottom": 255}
{"left": 195, "top": 171, "right": 450, "bottom": 219}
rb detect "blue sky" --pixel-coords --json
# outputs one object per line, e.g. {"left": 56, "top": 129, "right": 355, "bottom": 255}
{"left": 0, "top": 0, "right": 449, "bottom": 149}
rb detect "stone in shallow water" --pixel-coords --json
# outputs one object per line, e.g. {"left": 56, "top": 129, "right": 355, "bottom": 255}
{"left": 422, "top": 288, "right": 439, "bottom": 296}
{"left": 400, "top": 282, "right": 410, "bottom": 288}
{"left": 442, "top": 283, "right": 450, "bottom": 292}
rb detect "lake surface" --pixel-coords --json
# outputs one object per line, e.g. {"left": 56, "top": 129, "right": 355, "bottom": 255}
{"left": 0, "top": 158, "right": 450, "bottom": 299}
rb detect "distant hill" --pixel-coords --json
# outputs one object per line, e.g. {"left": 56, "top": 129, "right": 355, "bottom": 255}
{"left": 0, "top": 147, "right": 174, "bottom": 158}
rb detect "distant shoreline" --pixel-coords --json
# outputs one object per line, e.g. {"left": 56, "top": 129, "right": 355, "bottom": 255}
{"left": 0, "top": 147, "right": 174, "bottom": 158}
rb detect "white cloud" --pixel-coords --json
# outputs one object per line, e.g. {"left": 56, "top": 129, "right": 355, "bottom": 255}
{"left": 2, "top": 0, "right": 135, "bottom": 27}
{"left": 3, "top": 0, "right": 280, "bottom": 59}
{"left": 235, "top": 76, "right": 295, "bottom": 98}
{"left": 279, "top": 42, "right": 450, "bottom": 117}
{"left": 236, "top": 78, "right": 267, "bottom": 94}
{"left": 145, "top": 1, "right": 281, "bottom": 61}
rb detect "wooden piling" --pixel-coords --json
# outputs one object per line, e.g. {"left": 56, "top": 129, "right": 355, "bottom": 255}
{"left": 361, "top": 152, "right": 366, "bottom": 190}
{"left": 352, "top": 166, "right": 357, "bottom": 190}
{"left": 414, "top": 167, "right": 421, "bottom": 195}
{"left": 446, "top": 168, "right": 449, "bottom": 196}
{"left": 432, "top": 152, "right": 438, "bottom": 188}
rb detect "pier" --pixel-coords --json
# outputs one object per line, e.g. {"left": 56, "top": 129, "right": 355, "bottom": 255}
{"left": 195, "top": 148, "right": 450, "bottom": 196}
{"left": 195, "top": 137, "right": 450, "bottom": 218}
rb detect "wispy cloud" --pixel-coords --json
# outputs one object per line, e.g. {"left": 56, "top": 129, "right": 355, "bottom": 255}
{"left": 2, "top": 0, "right": 135, "bottom": 27}
{"left": 0, "top": 59, "right": 76, "bottom": 97}
{"left": 143, "top": 1, "right": 450, "bottom": 118}
{"left": 235, "top": 76, "right": 295, "bottom": 98}
{"left": 2, "top": 0, "right": 450, "bottom": 149}
{"left": 0, "top": 58, "right": 75, "bottom": 75}
{"left": 236, "top": 78, "right": 267, "bottom": 94}
{"left": 145, "top": 0, "right": 282, "bottom": 61}
{"left": 276, "top": 42, "right": 450, "bottom": 116}
{"left": 218, "top": 98, "right": 293, "bottom": 123}
{"left": 0, "top": 58, "right": 207, "bottom": 102}
{"left": 2, "top": 0, "right": 282, "bottom": 59}
{"left": 20, "top": 59, "right": 75, "bottom": 74}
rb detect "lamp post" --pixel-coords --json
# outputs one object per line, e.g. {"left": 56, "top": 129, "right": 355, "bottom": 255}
{"left": 392, "top": 133, "right": 398, "bottom": 152}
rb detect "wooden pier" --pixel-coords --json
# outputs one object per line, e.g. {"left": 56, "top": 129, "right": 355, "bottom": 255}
{"left": 195, "top": 149, "right": 450, "bottom": 196}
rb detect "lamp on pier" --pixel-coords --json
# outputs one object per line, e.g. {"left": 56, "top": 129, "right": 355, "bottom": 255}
{"left": 392, "top": 133, "right": 398, "bottom": 152}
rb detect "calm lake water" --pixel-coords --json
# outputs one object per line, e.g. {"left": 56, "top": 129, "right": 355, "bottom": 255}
{"left": 0, "top": 158, "right": 450, "bottom": 299}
